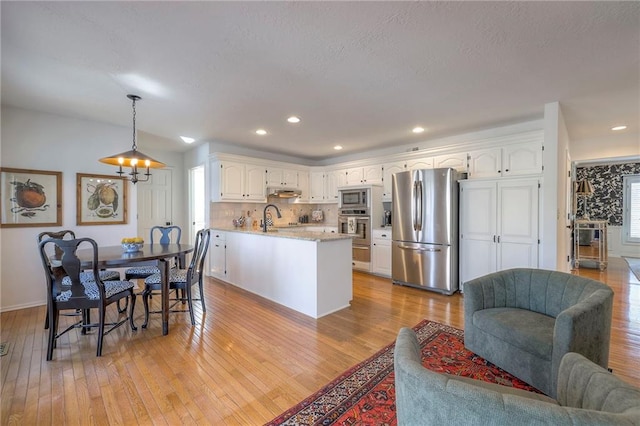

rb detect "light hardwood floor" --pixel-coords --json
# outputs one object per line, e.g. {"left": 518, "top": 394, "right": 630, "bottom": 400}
{"left": 1, "top": 258, "right": 639, "bottom": 424}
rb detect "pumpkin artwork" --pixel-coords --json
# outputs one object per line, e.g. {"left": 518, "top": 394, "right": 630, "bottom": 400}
{"left": 10, "top": 178, "right": 50, "bottom": 218}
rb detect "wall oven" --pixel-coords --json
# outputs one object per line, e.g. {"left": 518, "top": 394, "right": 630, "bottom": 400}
{"left": 338, "top": 208, "right": 371, "bottom": 271}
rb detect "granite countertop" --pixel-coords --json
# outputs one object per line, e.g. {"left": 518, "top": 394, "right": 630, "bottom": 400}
{"left": 210, "top": 226, "right": 353, "bottom": 242}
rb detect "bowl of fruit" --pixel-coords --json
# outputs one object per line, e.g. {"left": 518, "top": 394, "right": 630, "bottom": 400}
{"left": 121, "top": 237, "right": 144, "bottom": 253}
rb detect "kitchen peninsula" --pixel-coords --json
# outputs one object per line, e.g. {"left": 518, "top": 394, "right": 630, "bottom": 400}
{"left": 209, "top": 227, "right": 353, "bottom": 318}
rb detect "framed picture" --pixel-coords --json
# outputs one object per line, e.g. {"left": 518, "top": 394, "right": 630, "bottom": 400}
{"left": 76, "top": 173, "right": 127, "bottom": 225}
{"left": 1, "top": 168, "right": 62, "bottom": 228}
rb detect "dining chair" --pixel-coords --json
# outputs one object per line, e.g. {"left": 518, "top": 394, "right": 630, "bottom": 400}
{"left": 141, "top": 228, "right": 210, "bottom": 327}
{"left": 118, "top": 225, "right": 182, "bottom": 313}
{"left": 38, "top": 230, "right": 121, "bottom": 329}
{"left": 38, "top": 237, "right": 137, "bottom": 359}
{"left": 123, "top": 225, "right": 182, "bottom": 280}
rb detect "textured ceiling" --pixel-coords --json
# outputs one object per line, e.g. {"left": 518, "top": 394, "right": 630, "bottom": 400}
{"left": 1, "top": 1, "right": 638, "bottom": 161}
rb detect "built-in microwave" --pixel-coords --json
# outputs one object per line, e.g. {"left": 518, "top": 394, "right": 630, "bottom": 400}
{"left": 339, "top": 188, "right": 368, "bottom": 208}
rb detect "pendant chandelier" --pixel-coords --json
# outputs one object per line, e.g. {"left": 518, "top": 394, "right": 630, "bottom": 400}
{"left": 99, "top": 94, "right": 165, "bottom": 184}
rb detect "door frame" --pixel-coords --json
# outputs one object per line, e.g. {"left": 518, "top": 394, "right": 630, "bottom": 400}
{"left": 188, "top": 164, "right": 206, "bottom": 245}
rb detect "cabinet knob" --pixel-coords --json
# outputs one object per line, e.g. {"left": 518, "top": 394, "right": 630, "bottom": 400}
{"left": 505, "top": 169, "right": 509, "bottom": 172}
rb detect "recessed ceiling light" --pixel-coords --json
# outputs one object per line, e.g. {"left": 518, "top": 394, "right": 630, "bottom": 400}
{"left": 412, "top": 127, "right": 425, "bottom": 134}
{"left": 180, "top": 136, "right": 195, "bottom": 144}
{"left": 287, "top": 116, "right": 301, "bottom": 124}
{"left": 334, "top": 145, "right": 343, "bottom": 150}
{"left": 611, "top": 125, "right": 627, "bottom": 131}
{"left": 255, "top": 129, "right": 267, "bottom": 135}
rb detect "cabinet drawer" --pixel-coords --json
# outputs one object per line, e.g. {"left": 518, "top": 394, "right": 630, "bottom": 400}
{"left": 373, "top": 229, "right": 392, "bottom": 240}
{"left": 211, "top": 231, "right": 226, "bottom": 241}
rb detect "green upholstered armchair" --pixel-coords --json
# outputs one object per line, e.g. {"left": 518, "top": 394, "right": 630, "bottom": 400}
{"left": 463, "top": 268, "right": 613, "bottom": 398}
{"left": 394, "top": 328, "right": 640, "bottom": 425}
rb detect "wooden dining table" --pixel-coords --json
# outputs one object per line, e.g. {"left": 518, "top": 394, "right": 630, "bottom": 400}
{"left": 72, "top": 243, "right": 194, "bottom": 335}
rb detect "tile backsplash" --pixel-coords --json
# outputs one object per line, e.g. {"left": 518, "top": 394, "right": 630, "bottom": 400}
{"left": 210, "top": 201, "right": 338, "bottom": 228}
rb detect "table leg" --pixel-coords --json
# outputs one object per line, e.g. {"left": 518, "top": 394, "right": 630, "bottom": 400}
{"left": 160, "top": 259, "right": 170, "bottom": 335}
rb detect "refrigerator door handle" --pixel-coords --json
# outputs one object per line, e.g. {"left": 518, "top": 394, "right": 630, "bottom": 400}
{"left": 412, "top": 180, "right": 418, "bottom": 231}
{"left": 397, "top": 244, "right": 441, "bottom": 252}
{"left": 416, "top": 180, "right": 423, "bottom": 231}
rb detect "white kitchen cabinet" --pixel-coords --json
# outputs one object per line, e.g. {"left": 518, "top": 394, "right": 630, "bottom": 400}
{"left": 467, "top": 147, "right": 501, "bottom": 179}
{"left": 309, "top": 170, "right": 339, "bottom": 203}
{"left": 459, "top": 178, "right": 539, "bottom": 289}
{"left": 372, "top": 229, "right": 392, "bottom": 277}
{"left": 382, "top": 161, "right": 406, "bottom": 201}
{"left": 344, "top": 167, "right": 363, "bottom": 185}
{"left": 209, "top": 231, "right": 227, "bottom": 280}
{"left": 433, "top": 152, "right": 468, "bottom": 172}
{"left": 502, "top": 141, "right": 543, "bottom": 177}
{"left": 345, "top": 165, "right": 383, "bottom": 186}
{"left": 310, "top": 171, "right": 326, "bottom": 202}
{"left": 266, "top": 167, "right": 299, "bottom": 188}
{"left": 468, "top": 141, "right": 542, "bottom": 179}
{"left": 406, "top": 157, "right": 433, "bottom": 170}
{"left": 334, "top": 169, "right": 348, "bottom": 189}
{"left": 296, "top": 170, "right": 310, "bottom": 202}
{"left": 212, "top": 160, "right": 266, "bottom": 202}
{"left": 325, "top": 170, "right": 341, "bottom": 202}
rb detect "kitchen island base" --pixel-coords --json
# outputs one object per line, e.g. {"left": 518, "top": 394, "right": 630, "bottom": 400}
{"left": 213, "top": 229, "right": 353, "bottom": 319}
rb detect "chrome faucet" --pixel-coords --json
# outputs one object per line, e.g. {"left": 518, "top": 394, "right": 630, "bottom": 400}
{"left": 263, "top": 204, "right": 282, "bottom": 232}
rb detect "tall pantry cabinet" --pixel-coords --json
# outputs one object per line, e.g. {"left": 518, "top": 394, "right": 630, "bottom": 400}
{"left": 459, "top": 178, "right": 540, "bottom": 288}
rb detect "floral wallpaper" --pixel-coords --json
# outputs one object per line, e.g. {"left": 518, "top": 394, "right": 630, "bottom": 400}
{"left": 575, "top": 162, "right": 640, "bottom": 225}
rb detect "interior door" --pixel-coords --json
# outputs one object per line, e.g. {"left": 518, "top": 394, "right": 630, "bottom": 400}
{"left": 138, "top": 168, "right": 173, "bottom": 240}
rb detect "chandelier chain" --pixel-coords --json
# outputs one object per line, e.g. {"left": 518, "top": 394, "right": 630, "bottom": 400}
{"left": 131, "top": 97, "right": 137, "bottom": 151}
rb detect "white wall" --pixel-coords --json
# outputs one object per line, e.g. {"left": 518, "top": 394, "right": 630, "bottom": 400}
{"left": 540, "top": 102, "right": 570, "bottom": 271}
{"left": 555, "top": 104, "right": 572, "bottom": 272}
{"left": 0, "top": 106, "right": 183, "bottom": 311}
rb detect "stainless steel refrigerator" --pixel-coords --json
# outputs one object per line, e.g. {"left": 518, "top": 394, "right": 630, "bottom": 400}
{"left": 391, "top": 168, "right": 458, "bottom": 294}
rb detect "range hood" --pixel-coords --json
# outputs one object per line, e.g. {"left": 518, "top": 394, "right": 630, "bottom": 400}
{"left": 267, "top": 187, "right": 301, "bottom": 198}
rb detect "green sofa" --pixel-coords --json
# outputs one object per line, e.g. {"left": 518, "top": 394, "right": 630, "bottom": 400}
{"left": 463, "top": 268, "right": 613, "bottom": 397}
{"left": 394, "top": 328, "right": 640, "bottom": 425}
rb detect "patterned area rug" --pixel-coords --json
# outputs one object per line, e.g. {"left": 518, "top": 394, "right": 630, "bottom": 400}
{"left": 266, "top": 320, "right": 541, "bottom": 426}
{"left": 624, "top": 256, "right": 640, "bottom": 281}
{"left": 0, "top": 342, "right": 8, "bottom": 357}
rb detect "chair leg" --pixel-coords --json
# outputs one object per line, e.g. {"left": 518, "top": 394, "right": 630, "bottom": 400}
{"left": 129, "top": 291, "right": 137, "bottom": 332}
{"left": 44, "top": 305, "right": 49, "bottom": 329}
{"left": 142, "top": 288, "right": 151, "bottom": 329}
{"left": 117, "top": 296, "right": 129, "bottom": 314}
{"left": 81, "top": 309, "right": 90, "bottom": 335}
{"left": 199, "top": 279, "right": 206, "bottom": 314}
{"left": 186, "top": 285, "right": 195, "bottom": 326}
{"left": 46, "top": 305, "right": 57, "bottom": 361}
{"left": 96, "top": 306, "right": 106, "bottom": 357}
